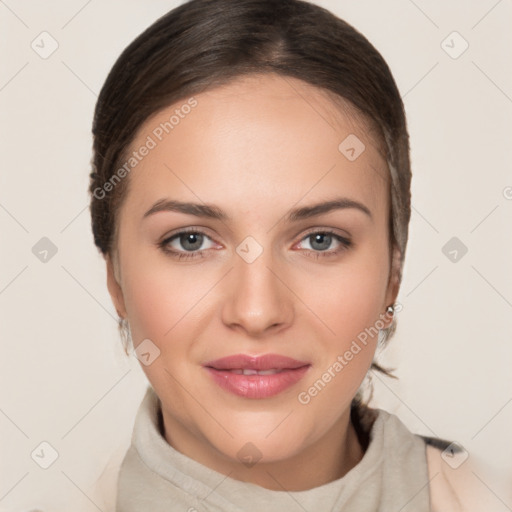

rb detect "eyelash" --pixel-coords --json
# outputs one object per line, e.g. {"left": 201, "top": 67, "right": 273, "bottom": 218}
{"left": 158, "top": 227, "right": 353, "bottom": 261}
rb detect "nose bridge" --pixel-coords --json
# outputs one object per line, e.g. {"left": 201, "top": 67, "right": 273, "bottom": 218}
{"left": 222, "top": 236, "right": 292, "bottom": 334}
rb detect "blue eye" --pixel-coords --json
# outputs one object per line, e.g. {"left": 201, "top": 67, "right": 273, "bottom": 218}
{"left": 158, "top": 229, "right": 352, "bottom": 261}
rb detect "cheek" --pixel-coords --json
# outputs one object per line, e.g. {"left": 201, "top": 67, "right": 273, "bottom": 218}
{"left": 295, "top": 262, "right": 386, "bottom": 418}
{"left": 120, "top": 253, "right": 183, "bottom": 341}
{"left": 304, "top": 255, "right": 389, "bottom": 345}
{"left": 120, "top": 226, "right": 389, "bottom": 350}
{"left": 120, "top": 251, "right": 216, "bottom": 347}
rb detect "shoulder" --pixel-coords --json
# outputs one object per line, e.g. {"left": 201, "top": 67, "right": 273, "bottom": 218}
{"left": 422, "top": 436, "right": 512, "bottom": 512}
{"left": 92, "top": 440, "right": 129, "bottom": 511}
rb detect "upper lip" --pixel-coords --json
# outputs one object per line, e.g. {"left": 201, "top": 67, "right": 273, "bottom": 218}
{"left": 204, "top": 353, "right": 310, "bottom": 371}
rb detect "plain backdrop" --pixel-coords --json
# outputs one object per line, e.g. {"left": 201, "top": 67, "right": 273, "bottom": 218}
{"left": 1, "top": 0, "right": 511, "bottom": 510}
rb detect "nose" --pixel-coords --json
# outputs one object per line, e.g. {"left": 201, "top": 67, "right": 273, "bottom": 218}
{"left": 221, "top": 245, "right": 294, "bottom": 337}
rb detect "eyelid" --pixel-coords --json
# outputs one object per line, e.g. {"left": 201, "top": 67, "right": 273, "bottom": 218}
{"left": 296, "top": 226, "right": 351, "bottom": 241}
{"left": 159, "top": 226, "right": 220, "bottom": 250}
{"left": 292, "top": 228, "right": 352, "bottom": 253}
{"left": 159, "top": 225, "right": 217, "bottom": 242}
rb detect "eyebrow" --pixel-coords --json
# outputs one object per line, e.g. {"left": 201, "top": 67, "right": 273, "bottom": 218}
{"left": 143, "top": 197, "right": 372, "bottom": 222}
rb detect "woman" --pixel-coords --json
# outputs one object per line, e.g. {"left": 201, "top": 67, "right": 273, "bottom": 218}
{"left": 89, "top": 0, "right": 500, "bottom": 510}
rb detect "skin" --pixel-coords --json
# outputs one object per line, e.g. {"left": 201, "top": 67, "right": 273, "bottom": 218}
{"left": 106, "top": 72, "right": 401, "bottom": 492}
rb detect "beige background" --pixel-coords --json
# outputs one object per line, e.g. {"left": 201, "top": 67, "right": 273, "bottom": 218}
{"left": 1, "top": 0, "right": 511, "bottom": 510}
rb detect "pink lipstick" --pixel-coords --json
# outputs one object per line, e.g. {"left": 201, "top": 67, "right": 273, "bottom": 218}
{"left": 203, "top": 353, "right": 311, "bottom": 399}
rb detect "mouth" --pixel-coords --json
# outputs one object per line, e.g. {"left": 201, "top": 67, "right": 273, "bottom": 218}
{"left": 203, "top": 353, "right": 311, "bottom": 399}
{"left": 221, "top": 368, "right": 287, "bottom": 375}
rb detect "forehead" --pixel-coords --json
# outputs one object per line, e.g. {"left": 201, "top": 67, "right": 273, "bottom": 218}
{"left": 122, "top": 73, "right": 389, "bottom": 220}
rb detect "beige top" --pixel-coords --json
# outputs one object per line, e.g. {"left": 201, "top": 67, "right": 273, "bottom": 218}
{"left": 93, "top": 385, "right": 511, "bottom": 511}
{"left": 114, "top": 385, "right": 432, "bottom": 511}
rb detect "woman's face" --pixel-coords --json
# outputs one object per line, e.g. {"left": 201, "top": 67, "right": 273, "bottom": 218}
{"left": 107, "top": 73, "right": 400, "bottom": 476}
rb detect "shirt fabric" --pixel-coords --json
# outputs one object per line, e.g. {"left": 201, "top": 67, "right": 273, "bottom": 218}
{"left": 115, "top": 385, "right": 433, "bottom": 512}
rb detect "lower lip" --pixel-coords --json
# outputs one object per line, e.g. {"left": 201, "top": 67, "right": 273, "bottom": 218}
{"left": 204, "top": 366, "right": 311, "bottom": 399}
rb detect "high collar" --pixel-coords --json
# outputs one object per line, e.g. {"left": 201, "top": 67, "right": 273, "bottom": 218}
{"left": 116, "top": 385, "right": 430, "bottom": 511}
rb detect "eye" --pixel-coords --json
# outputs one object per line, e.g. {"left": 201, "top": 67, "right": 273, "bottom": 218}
{"left": 295, "top": 230, "right": 352, "bottom": 259}
{"left": 158, "top": 228, "right": 353, "bottom": 261}
{"left": 158, "top": 228, "right": 217, "bottom": 260}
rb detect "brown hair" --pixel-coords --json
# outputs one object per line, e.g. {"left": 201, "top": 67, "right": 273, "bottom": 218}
{"left": 89, "top": 0, "right": 411, "bottom": 402}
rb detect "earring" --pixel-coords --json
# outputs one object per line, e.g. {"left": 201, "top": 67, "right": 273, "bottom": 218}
{"left": 378, "top": 304, "right": 396, "bottom": 345}
{"left": 120, "top": 317, "right": 133, "bottom": 354}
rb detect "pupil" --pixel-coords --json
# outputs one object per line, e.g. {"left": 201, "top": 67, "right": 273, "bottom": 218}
{"left": 181, "top": 233, "right": 202, "bottom": 251}
{"left": 311, "top": 233, "right": 331, "bottom": 251}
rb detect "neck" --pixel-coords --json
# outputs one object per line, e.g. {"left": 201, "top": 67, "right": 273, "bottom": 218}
{"left": 160, "top": 404, "right": 366, "bottom": 492}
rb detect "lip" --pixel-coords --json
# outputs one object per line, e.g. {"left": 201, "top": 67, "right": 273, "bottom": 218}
{"left": 203, "top": 353, "right": 311, "bottom": 399}
{"left": 204, "top": 353, "right": 310, "bottom": 371}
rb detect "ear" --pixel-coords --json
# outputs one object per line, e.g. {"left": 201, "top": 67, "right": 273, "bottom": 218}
{"left": 383, "top": 244, "right": 402, "bottom": 327}
{"left": 106, "top": 253, "right": 127, "bottom": 319}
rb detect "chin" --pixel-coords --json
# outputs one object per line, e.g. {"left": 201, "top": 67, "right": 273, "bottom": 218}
{"left": 208, "top": 419, "right": 310, "bottom": 462}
